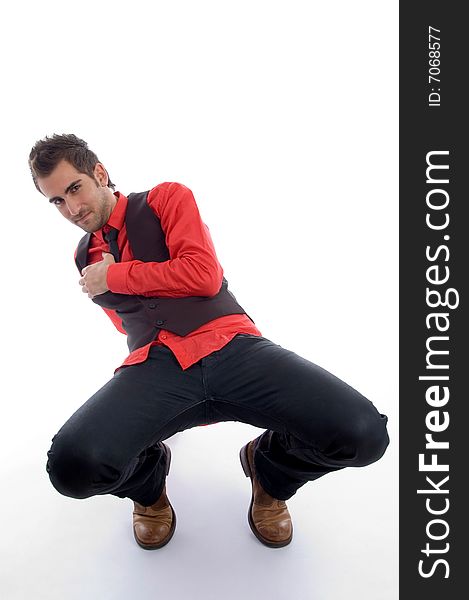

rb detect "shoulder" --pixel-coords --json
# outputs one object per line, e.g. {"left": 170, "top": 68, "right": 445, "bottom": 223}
{"left": 148, "top": 181, "right": 192, "bottom": 198}
{"left": 147, "top": 181, "right": 196, "bottom": 210}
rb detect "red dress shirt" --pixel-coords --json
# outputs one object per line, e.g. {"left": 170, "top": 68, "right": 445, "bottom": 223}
{"left": 83, "top": 181, "right": 262, "bottom": 371}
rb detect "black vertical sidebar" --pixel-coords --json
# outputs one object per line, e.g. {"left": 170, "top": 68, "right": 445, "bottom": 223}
{"left": 400, "top": 2, "right": 467, "bottom": 597}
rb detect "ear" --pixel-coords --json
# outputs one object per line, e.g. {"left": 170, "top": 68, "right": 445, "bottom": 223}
{"left": 94, "top": 162, "right": 109, "bottom": 187}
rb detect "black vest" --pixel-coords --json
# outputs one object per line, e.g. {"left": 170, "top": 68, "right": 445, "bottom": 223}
{"left": 75, "top": 191, "right": 250, "bottom": 352}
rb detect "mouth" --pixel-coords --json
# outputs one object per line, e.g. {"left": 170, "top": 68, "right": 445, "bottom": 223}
{"left": 76, "top": 212, "right": 91, "bottom": 225}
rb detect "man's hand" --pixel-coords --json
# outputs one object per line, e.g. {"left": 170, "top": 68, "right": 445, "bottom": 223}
{"left": 79, "top": 252, "right": 115, "bottom": 298}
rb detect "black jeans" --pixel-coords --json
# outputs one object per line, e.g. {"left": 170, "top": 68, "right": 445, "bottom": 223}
{"left": 46, "top": 334, "right": 389, "bottom": 505}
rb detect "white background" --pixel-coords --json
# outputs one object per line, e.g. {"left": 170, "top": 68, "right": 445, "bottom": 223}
{"left": 0, "top": 1, "right": 398, "bottom": 599}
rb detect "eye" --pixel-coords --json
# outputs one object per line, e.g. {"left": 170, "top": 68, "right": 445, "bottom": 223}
{"left": 70, "top": 184, "right": 81, "bottom": 193}
{"left": 50, "top": 198, "right": 64, "bottom": 206}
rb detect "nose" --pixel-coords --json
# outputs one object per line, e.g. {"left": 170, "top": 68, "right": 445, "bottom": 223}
{"left": 64, "top": 195, "right": 83, "bottom": 217}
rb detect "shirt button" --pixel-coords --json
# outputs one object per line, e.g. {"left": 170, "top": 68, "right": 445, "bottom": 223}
{"left": 156, "top": 319, "right": 164, "bottom": 325}
{"left": 161, "top": 334, "right": 167, "bottom": 340}
{"left": 148, "top": 303, "right": 157, "bottom": 309}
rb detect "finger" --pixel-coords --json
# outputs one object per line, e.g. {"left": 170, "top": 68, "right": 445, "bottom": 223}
{"left": 81, "top": 266, "right": 89, "bottom": 275}
{"left": 82, "top": 285, "right": 89, "bottom": 294}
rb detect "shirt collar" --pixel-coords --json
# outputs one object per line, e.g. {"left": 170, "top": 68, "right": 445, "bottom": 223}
{"left": 93, "top": 191, "right": 128, "bottom": 241}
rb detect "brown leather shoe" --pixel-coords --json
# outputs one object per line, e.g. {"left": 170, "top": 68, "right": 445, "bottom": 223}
{"left": 240, "top": 439, "right": 293, "bottom": 548}
{"left": 132, "top": 444, "right": 176, "bottom": 550}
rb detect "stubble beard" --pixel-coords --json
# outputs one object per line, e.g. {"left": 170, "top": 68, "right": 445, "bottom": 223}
{"left": 76, "top": 187, "right": 113, "bottom": 233}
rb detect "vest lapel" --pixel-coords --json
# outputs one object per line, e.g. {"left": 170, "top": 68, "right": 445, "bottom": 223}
{"left": 126, "top": 191, "right": 170, "bottom": 262}
{"left": 75, "top": 232, "right": 92, "bottom": 272}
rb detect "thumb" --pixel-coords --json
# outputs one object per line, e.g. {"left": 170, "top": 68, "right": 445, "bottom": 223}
{"left": 102, "top": 251, "right": 115, "bottom": 263}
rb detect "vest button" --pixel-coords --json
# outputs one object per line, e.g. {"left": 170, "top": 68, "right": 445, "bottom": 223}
{"left": 156, "top": 319, "right": 164, "bottom": 325}
{"left": 148, "top": 303, "right": 157, "bottom": 309}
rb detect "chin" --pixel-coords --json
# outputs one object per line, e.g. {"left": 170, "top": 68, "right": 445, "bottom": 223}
{"left": 74, "top": 215, "right": 103, "bottom": 233}
{"left": 73, "top": 222, "right": 96, "bottom": 234}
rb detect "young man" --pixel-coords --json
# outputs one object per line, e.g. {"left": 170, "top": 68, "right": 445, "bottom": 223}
{"left": 29, "top": 134, "right": 389, "bottom": 550}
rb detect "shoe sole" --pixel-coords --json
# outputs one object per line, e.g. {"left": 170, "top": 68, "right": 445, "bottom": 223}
{"left": 133, "top": 442, "right": 177, "bottom": 550}
{"left": 239, "top": 443, "right": 293, "bottom": 548}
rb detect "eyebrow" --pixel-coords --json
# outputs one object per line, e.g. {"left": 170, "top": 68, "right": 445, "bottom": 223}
{"left": 49, "top": 179, "right": 82, "bottom": 203}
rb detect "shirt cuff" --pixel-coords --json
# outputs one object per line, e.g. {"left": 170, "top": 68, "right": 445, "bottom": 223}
{"left": 107, "top": 262, "right": 132, "bottom": 294}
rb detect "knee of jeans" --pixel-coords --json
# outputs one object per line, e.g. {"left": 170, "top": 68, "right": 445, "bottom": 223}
{"left": 46, "top": 434, "right": 114, "bottom": 499}
{"left": 345, "top": 410, "right": 390, "bottom": 466}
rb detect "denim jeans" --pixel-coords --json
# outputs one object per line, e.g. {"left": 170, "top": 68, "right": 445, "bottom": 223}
{"left": 46, "top": 334, "right": 389, "bottom": 505}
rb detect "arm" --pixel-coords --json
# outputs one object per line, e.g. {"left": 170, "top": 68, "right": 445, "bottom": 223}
{"left": 106, "top": 182, "right": 224, "bottom": 297}
{"left": 101, "top": 307, "right": 127, "bottom": 335}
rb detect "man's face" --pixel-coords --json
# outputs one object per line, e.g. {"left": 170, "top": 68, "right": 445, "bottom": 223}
{"left": 37, "top": 159, "right": 116, "bottom": 233}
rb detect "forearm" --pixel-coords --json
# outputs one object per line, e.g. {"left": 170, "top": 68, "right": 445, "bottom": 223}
{"left": 106, "top": 255, "right": 224, "bottom": 297}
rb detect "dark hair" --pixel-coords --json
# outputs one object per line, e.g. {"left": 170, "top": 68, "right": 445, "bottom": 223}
{"left": 28, "top": 133, "right": 116, "bottom": 193}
